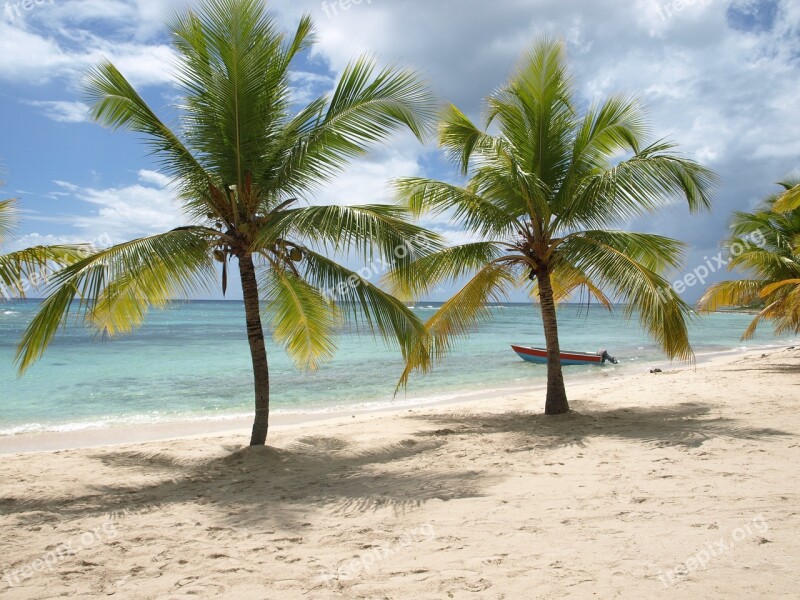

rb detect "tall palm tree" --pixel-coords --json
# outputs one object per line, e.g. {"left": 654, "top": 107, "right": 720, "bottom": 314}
{"left": 698, "top": 179, "right": 800, "bottom": 339}
{"left": 15, "top": 0, "right": 441, "bottom": 445}
{"left": 0, "top": 190, "right": 87, "bottom": 300}
{"left": 390, "top": 38, "right": 716, "bottom": 415}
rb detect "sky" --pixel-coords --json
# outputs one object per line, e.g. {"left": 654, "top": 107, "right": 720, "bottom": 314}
{"left": 0, "top": 0, "right": 798, "bottom": 302}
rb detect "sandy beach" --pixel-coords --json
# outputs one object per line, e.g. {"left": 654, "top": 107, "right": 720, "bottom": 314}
{"left": 1, "top": 348, "right": 798, "bottom": 599}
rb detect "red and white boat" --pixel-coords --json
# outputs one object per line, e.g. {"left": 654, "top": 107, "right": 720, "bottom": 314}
{"left": 511, "top": 345, "right": 618, "bottom": 365}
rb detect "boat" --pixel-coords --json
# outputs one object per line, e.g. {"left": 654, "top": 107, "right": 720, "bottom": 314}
{"left": 511, "top": 345, "right": 618, "bottom": 365}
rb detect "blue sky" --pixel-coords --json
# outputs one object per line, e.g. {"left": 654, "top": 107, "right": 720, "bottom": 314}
{"left": 1, "top": 0, "right": 798, "bottom": 302}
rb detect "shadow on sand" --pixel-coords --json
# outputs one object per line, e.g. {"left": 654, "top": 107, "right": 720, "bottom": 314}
{"left": 1, "top": 434, "right": 495, "bottom": 529}
{"left": 0, "top": 401, "right": 790, "bottom": 530}
{"left": 409, "top": 401, "right": 790, "bottom": 451}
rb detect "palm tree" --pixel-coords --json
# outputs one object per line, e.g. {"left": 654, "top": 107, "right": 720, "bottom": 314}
{"left": 15, "top": 0, "right": 441, "bottom": 445}
{"left": 390, "top": 38, "right": 716, "bottom": 415}
{"left": 698, "top": 179, "right": 800, "bottom": 339}
{"left": 0, "top": 189, "right": 87, "bottom": 300}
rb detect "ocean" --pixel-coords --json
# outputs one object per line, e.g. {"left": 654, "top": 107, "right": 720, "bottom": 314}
{"left": 0, "top": 300, "right": 795, "bottom": 437}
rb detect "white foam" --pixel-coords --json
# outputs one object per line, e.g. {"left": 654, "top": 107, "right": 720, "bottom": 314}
{"left": 0, "top": 410, "right": 254, "bottom": 437}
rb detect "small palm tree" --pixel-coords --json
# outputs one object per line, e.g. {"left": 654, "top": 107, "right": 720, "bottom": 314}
{"left": 698, "top": 179, "right": 800, "bottom": 338}
{"left": 15, "top": 0, "right": 441, "bottom": 445}
{"left": 391, "top": 38, "right": 716, "bottom": 415}
{"left": 0, "top": 191, "right": 87, "bottom": 299}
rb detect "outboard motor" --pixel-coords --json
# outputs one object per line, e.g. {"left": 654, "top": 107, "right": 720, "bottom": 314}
{"left": 599, "top": 350, "right": 619, "bottom": 364}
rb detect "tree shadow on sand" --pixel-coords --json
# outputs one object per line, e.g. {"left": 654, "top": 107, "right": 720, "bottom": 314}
{"left": 1, "top": 402, "right": 790, "bottom": 532}
{"left": 408, "top": 401, "right": 792, "bottom": 452}
{"left": 717, "top": 361, "right": 800, "bottom": 377}
{"left": 0, "top": 434, "right": 498, "bottom": 530}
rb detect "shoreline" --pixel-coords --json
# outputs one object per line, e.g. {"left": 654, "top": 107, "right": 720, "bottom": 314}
{"left": 2, "top": 343, "right": 793, "bottom": 455}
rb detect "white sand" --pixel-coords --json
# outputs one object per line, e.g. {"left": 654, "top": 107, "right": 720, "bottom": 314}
{"left": 1, "top": 348, "right": 798, "bottom": 599}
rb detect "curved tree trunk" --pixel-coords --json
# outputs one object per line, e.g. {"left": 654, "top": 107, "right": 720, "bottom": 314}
{"left": 239, "top": 254, "right": 271, "bottom": 445}
{"left": 537, "top": 267, "right": 569, "bottom": 415}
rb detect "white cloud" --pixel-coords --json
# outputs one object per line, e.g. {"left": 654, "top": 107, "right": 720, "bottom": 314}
{"left": 50, "top": 171, "right": 185, "bottom": 242}
{"left": 289, "top": 69, "right": 336, "bottom": 104}
{"left": 3, "top": 231, "right": 107, "bottom": 252}
{"left": 0, "top": 16, "right": 176, "bottom": 87}
{"left": 0, "top": 21, "right": 75, "bottom": 84}
{"left": 136, "top": 169, "right": 171, "bottom": 188}
{"left": 26, "top": 100, "right": 90, "bottom": 122}
{"left": 304, "top": 155, "right": 421, "bottom": 207}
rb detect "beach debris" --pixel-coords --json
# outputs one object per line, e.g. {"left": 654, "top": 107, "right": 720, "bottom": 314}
{"left": 650, "top": 368, "right": 663, "bottom": 374}
{"left": 433, "top": 428, "right": 457, "bottom": 436}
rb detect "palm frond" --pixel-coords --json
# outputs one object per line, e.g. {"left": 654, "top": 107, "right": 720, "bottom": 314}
{"left": 484, "top": 36, "right": 576, "bottom": 213}
{"left": 0, "top": 245, "right": 90, "bottom": 297}
{"left": 697, "top": 280, "right": 764, "bottom": 312}
{"left": 774, "top": 183, "right": 800, "bottom": 213}
{"left": 267, "top": 56, "right": 436, "bottom": 199}
{"left": 84, "top": 62, "right": 211, "bottom": 204}
{"left": 560, "top": 234, "right": 695, "bottom": 361}
{"left": 261, "top": 204, "right": 444, "bottom": 268}
{"left": 300, "top": 249, "right": 427, "bottom": 361}
{"left": 385, "top": 241, "right": 506, "bottom": 300}
{"left": 16, "top": 228, "right": 215, "bottom": 373}
{"left": 700, "top": 187, "right": 800, "bottom": 338}
{"left": 561, "top": 141, "right": 717, "bottom": 229}
{"left": 726, "top": 244, "right": 800, "bottom": 280}
{"left": 534, "top": 259, "right": 613, "bottom": 309}
{"left": 563, "top": 230, "right": 686, "bottom": 272}
{"left": 393, "top": 177, "right": 519, "bottom": 238}
{"left": 750, "top": 278, "right": 800, "bottom": 339}
{"left": 741, "top": 289, "right": 800, "bottom": 340}
{"left": 261, "top": 267, "right": 339, "bottom": 370}
{"left": 0, "top": 197, "right": 17, "bottom": 244}
{"left": 439, "top": 104, "right": 503, "bottom": 175}
{"left": 759, "top": 278, "right": 800, "bottom": 297}
{"left": 326, "top": 55, "right": 436, "bottom": 143}
{"left": 398, "top": 263, "right": 515, "bottom": 389}
{"left": 171, "top": 0, "right": 293, "bottom": 191}
{"left": 554, "top": 94, "right": 646, "bottom": 211}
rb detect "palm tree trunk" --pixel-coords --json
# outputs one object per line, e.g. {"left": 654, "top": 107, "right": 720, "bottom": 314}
{"left": 537, "top": 267, "right": 569, "bottom": 415}
{"left": 239, "top": 254, "right": 271, "bottom": 445}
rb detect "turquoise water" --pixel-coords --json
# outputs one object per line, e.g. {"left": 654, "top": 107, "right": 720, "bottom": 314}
{"left": 0, "top": 300, "right": 795, "bottom": 435}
